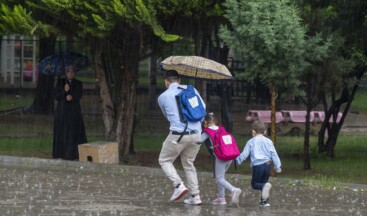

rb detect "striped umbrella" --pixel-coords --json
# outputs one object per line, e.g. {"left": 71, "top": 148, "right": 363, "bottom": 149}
{"left": 160, "top": 56, "right": 233, "bottom": 80}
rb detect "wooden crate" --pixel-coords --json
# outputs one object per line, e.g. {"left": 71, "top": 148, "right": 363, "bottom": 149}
{"left": 78, "top": 141, "right": 119, "bottom": 164}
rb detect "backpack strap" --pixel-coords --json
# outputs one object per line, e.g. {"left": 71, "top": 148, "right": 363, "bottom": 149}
{"left": 175, "top": 84, "right": 189, "bottom": 124}
{"left": 176, "top": 122, "right": 188, "bottom": 143}
{"left": 175, "top": 85, "right": 188, "bottom": 142}
{"left": 175, "top": 95, "right": 185, "bottom": 123}
{"left": 212, "top": 155, "right": 216, "bottom": 178}
{"left": 185, "top": 84, "right": 194, "bottom": 91}
{"left": 213, "top": 126, "right": 225, "bottom": 144}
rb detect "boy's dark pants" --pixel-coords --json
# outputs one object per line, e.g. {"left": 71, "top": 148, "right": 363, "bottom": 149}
{"left": 251, "top": 162, "right": 271, "bottom": 190}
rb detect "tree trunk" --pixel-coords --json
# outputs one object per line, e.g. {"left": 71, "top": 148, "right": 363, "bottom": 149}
{"left": 302, "top": 74, "right": 322, "bottom": 170}
{"left": 303, "top": 107, "right": 312, "bottom": 170}
{"left": 269, "top": 82, "right": 276, "bottom": 143}
{"left": 197, "top": 24, "right": 209, "bottom": 104}
{"left": 221, "top": 82, "right": 233, "bottom": 132}
{"left": 149, "top": 53, "right": 157, "bottom": 110}
{"left": 93, "top": 40, "right": 116, "bottom": 141}
{"left": 116, "top": 64, "right": 139, "bottom": 158}
{"left": 325, "top": 128, "right": 338, "bottom": 158}
{"left": 129, "top": 103, "right": 138, "bottom": 155}
{"left": 317, "top": 67, "right": 365, "bottom": 158}
{"left": 92, "top": 26, "right": 141, "bottom": 160}
{"left": 29, "top": 36, "right": 57, "bottom": 114}
{"left": 215, "top": 45, "right": 233, "bottom": 132}
{"left": 116, "top": 29, "right": 141, "bottom": 159}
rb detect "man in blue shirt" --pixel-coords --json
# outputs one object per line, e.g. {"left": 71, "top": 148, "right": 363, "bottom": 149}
{"left": 158, "top": 70, "right": 205, "bottom": 205}
{"left": 236, "top": 120, "right": 282, "bottom": 207}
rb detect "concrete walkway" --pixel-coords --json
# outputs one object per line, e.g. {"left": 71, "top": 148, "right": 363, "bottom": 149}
{"left": 0, "top": 156, "right": 366, "bottom": 216}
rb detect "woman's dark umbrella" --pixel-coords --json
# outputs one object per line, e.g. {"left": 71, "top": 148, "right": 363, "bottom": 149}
{"left": 38, "top": 51, "right": 89, "bottom": 76}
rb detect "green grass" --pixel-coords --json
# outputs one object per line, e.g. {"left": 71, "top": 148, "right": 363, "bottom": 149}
{"left": 0, "top": 137, "right": 52, "bottom": 158}
{"left": 351, "top": 89, "right": 367, "bottom": 112}
{"left": 4, "top": 133, "right": 366, "bottom": 185}
{"left": 77, "top": 76, "right": 96, "bottom": 84}
{"left": 0, "top": 135, "right": 104, "bottom": 158}
{"left": 266, "top": 135, "right": 367, "bottom": 184}
{"left": 0, "top": 95, "right": 33, "bottom": 111}
{"left": 133, "top": 135, "right": 166, "bottom": 151}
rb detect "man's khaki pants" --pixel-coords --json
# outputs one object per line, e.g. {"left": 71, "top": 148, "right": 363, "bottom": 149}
{"left": 159, "top": 132, "right": 201, "bottom": 196}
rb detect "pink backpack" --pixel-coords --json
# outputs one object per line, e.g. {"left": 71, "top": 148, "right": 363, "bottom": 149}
{"left": 203, "top": 126, "right": 240, "bottom": 161}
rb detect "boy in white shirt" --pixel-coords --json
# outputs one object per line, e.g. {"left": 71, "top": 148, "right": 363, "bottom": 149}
{"left": 236, "top": 120, "right": 282, "bottom": 207}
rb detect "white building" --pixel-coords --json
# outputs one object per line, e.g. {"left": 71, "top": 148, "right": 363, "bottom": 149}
{"left": 0, "top": 35, "right": 38, "bottom": 87}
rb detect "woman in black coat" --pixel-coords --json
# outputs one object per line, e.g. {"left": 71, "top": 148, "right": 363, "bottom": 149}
{"left": 53, "top": 65, "right": 87, "bottom": 160}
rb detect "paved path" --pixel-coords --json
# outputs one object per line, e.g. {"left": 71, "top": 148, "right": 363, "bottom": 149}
{"left": 0, "top": 156, "right": 366, "bottom": 216}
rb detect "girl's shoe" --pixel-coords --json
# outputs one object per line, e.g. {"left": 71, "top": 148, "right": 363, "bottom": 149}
{"left": 212, "top": 197, "right": 227, "bottom": 205}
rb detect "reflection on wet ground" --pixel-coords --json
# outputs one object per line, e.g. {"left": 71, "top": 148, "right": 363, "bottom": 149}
{"left": 0, "top": 156, "right": 366, "bottom": 216}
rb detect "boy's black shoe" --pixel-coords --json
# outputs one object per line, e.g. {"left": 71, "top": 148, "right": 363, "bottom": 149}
{"left": 259, "top": 199, "right": 270, "bottom": 207}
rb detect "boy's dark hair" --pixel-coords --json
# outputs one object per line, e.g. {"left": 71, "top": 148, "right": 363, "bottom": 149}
{"left": 251, "top": 120, "right": 266, "bottom": 133}
{"left": 164, "top": 70, "right": 180, "bottom": 82}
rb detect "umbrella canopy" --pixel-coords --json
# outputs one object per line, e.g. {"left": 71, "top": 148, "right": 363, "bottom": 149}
{"left": 159, "top": 56, "right": 233, "bottom": 80}
{"left": 38, "top": 51, "right": 89, "bottom": 76}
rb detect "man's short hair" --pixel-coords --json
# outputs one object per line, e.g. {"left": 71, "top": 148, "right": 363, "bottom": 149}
{"left": 164, "top": 70, "right": 180, "bottom": 80}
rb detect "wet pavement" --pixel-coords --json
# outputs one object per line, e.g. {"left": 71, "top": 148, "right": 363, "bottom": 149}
{"left": 0, "top": 156, "right": 366, "bottom": 216}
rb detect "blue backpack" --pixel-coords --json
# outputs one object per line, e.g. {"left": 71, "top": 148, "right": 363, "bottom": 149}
{"left": 175, "top": 85, "right": 206, "bottom": 142}
{"left": 176, "top": 85, "right": 206, "bottom": 122}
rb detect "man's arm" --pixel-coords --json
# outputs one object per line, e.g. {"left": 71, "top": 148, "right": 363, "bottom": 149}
{"left": 157, "top": 94, "right": 168, "bottom": 119}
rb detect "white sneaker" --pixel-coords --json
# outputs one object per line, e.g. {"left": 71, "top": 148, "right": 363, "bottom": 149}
{"left": 184, "top": 194, "right": 202, "bottom": 205}
{"left": 230, "top": 188, "right": 242, "bottom": 204}
{"left": 170, "top": 183, "right": 188, "bottom": 201}
{"left": 261, "top": 183, "right": 272, "bottom": 200}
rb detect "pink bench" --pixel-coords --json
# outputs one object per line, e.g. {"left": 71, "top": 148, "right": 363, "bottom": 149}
{"left": 313, "top": 111, "right": 342, "bottom": 123}
{"left": 245, "top": 110, "right": 342, "bottom": 124}
{"left": 281, "top": 110, "right": 315, "bottom": 123}
{"left": 245, "top": 110, "right": 284, "bottom": 123}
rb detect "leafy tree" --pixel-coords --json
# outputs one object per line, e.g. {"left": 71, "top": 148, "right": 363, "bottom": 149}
{"left": 47, "top": 0, "right": 185, "bottom": 158}
{"left": 296, "top": 0, "right": 367, "bottom": 158}
{"left": 219, "top": 0, "right": 331, "bottom": 170}
{"left": 0, "top": 2, "right": 48, "bottom": 35}
{"left": 220, "top": 0, "right": 309, "bottom": 142}
{"left": 0, "top": 0, "right": 217, "bottom": 159}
